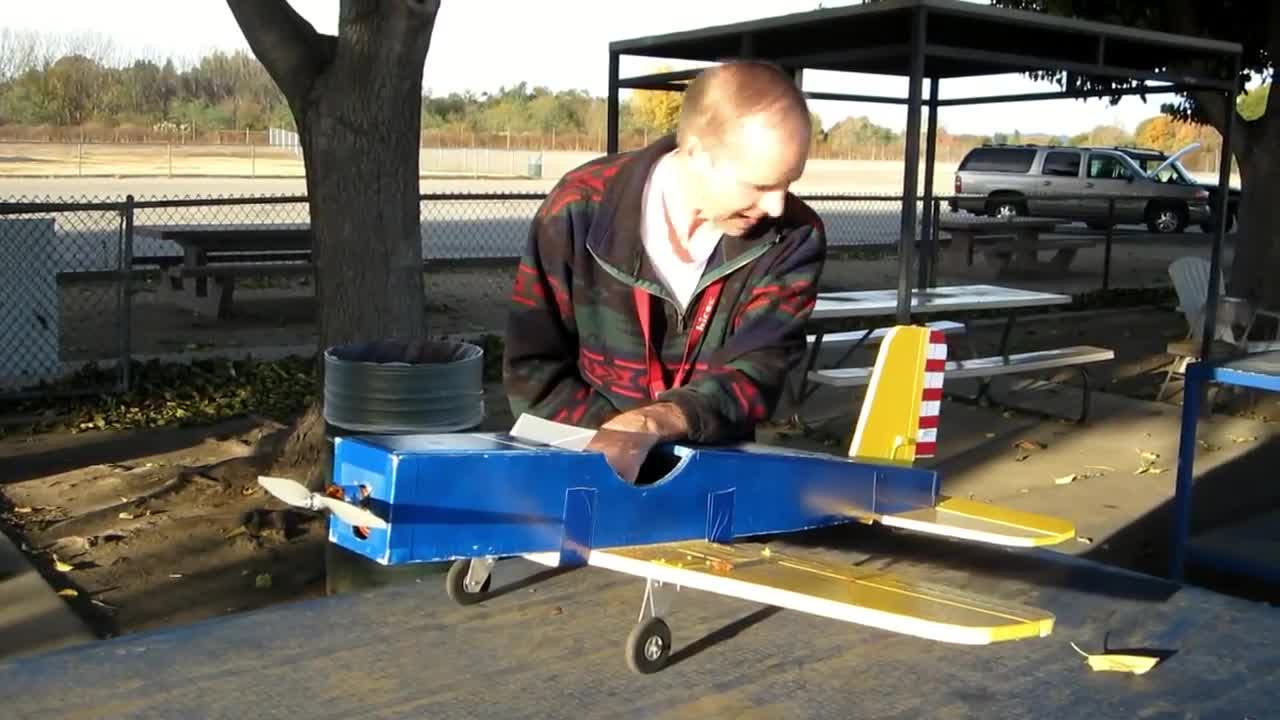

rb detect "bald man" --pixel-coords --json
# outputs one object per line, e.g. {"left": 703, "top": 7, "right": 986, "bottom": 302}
{"left": 503, "top": 60, "right": 826, "bottom": 457}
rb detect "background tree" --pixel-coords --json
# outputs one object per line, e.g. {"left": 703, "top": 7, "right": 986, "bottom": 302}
{"left": 227, "top": 0, "right": 441, "bottom": 481}
{"left": 990, "top": 0, "right": 1277, "bottom": 306}
{"left": 629, "top": 66, "right": 683, "bottom": 135}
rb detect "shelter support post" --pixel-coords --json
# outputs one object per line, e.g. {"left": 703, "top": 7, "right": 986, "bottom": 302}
{"left": 607, "top": 51, "right": 620, "bottom": 155}
{"left": 1199, "top": 62, "right": 1239, "bottom": 365}
{"left": 918, "top": 78, "right": 940, "bottom": 290}
{"left": 897, "top": 6, "right": 927, "bottom": 323}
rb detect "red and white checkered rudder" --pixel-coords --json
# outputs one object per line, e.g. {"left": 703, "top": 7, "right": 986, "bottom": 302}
{"left": 915, "top": 329, "right": 948, "bottom": 458}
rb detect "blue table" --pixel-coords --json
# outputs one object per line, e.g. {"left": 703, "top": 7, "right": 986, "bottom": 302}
{"left": 1171, "top": 350, "right": 1280, "bottom": 582}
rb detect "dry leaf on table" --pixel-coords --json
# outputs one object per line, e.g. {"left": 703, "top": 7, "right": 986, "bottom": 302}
{"left": 1054, "top": 474, "right": 1077, "bottom": 485}
{"left": 1070, "top": 642, "right": 1162, "bottom": 675}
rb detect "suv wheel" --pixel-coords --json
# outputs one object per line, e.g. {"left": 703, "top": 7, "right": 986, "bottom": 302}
{"left": 986, "top": 196, "right": 1025, "bottom": 219}
{"left": 1145, "top": 202, "right": 1188, "bottom": 234}
{"left": 1199, "top": 207, "right": 1236, "bottom": 233}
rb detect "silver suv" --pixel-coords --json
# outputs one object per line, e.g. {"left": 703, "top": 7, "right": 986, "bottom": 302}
{"left": 950, "top": 143, "right": 1211, "bottom": 233}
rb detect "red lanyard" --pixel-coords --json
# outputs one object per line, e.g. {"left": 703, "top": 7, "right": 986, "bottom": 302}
{"left": 633, "top": 279, "right": 725, "bottom": 400}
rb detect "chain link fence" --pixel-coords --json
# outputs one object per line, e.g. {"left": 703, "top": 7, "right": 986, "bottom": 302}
{"left": 0, "top": 190, "right": 1212, "bottom": 399}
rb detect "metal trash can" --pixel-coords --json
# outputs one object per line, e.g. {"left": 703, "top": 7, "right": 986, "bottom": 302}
{"left": 527, "top": 153, "right": 543, "bottom": 179}
{"left": 321, "top": 338, "right": 486, "bottom": 595}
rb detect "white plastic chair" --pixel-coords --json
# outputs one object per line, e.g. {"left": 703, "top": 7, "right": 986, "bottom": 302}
{"left": 1158, "top": 256, "right": 1280, "bottom": 401}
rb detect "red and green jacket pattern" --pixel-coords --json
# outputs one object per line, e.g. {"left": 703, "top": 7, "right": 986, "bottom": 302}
{"left": 502, "top": 135, "right": 827, "bottom": 444}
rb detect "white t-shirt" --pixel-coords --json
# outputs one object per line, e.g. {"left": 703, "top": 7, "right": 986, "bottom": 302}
{"left": 639, "top": 153, "right": 722, "bottom": 311}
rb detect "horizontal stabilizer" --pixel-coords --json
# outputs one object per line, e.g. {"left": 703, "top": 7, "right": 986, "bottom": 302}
{"left": 880, "top": 497, "right": 1075, "bottom": 547}
{"left": 529, "top": 540, "right": 1055, "bottom": 645}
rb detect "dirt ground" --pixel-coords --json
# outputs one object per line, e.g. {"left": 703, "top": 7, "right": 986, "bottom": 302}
{"left": 1, "top": 301, "right": 1248, "bottom": 644}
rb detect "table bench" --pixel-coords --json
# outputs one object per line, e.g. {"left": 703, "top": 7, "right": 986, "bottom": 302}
{"left": 805, "top": 319, "right": 967, "bottom": 367}
{"left": 936, "top": 216, "right": 1095, "bottom": 275}
{"left": 808, "top": 344, "right": 1116, "bottom": 422}
{"left": 163, "top": 262, "right": 316, "bottom": 318}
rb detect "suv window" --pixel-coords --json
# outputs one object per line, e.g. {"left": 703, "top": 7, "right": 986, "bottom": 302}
{"left": 1087, "top": 153, "right": 1134, "bottom": 181}
{"left": 959, "top": 147, "right": 1036, "bottom": 173}
{"left": 1041, "top": 151, "right": 1081, "bottom": 177}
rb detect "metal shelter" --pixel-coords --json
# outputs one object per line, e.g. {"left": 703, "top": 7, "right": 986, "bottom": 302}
{"left": 605, "top": 0, "right": 1243, "bottom": 355}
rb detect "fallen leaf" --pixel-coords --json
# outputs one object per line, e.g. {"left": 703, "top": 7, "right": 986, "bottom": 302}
{"left": 1070, "top": 642, "right": 1161, "bottom": 675}
{"left": 169, "top": 573, "right": 183, "bottom": 579}
{"left": 1015, "top": 453, "right": 1030, "bottom": 462}
{"left": 984, "top": 432, "right": 997, "bottom": 438}
{"left": 1077, "top": 536, "right": 1094, "bottom": 544}
{"left": 57, "top": 588, "right": 78, "bottom": 598}
{"left": 1054, "top": 474, "right": 1078, "bottom": 485}
{"left": 13, "top": 506, "right": 33, "bottom": 514}
{"left": 1231, "top": 436, "right": 1258, "bottom": 444}
{"left": 1015, "top": 439, "right": 1047, "bottom": 451}
{"left": 1137, "top": 449, "right": 1160, "bottom": 463}
{"left": 52, "top": 557, "right": 74, "bottom": 573}
{"left": 118, "top": 512, "right": 135, "bottom": 520}
{"left": 1198, "top": 440, "right": 1220, "bottom": 452}
{"left": 255, "top": 573, "right": 272, "bottom": 589}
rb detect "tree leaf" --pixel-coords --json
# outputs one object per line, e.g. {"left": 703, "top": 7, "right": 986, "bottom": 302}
{"left": 1070, "top": 642, "right": 1161, "bottom": 675}
{"left": 1054, "top": 474, "right": 1078, "bottom": 485}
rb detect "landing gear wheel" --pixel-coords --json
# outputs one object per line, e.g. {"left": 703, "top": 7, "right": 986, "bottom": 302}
{"left": 626, "top": 617, "right": 672, "bottom": 674}
{"left": 446, "top": 558, "right": 492, "bottom": 605}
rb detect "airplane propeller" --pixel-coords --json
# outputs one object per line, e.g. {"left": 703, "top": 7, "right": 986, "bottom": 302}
{"left": 257, "top": 475, "right": 388, "bottom": 530}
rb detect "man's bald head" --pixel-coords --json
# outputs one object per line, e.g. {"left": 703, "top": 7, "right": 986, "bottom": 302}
{"left": 668, "top": 61, "right": 812, "bottom": 237}
{"left": 675, "top": 61, "right": 812, "bottom": 154}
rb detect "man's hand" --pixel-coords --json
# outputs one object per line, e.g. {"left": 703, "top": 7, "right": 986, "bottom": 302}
{"left": 600, "top": 402, "right": 691, "bottom": 441}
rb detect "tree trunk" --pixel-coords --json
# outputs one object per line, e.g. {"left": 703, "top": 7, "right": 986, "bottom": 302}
{"left": 1226, "top": 121, "right": 1280, "bottom": 309}
{"left": 228, "top": 0, "right": 439, "bottom": 485}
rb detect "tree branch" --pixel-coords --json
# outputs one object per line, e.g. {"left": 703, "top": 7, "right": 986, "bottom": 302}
{"left": 226, "top": 0, "right": 336, "bottom": 109}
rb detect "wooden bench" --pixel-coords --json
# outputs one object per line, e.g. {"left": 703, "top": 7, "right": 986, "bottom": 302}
{"left": 790, "top": 320, "right": 968, "bottom": 406}
{"left": 809, "top": 345, "right": 1116, "bottom": 422}
{"left": 980, "top": 237, "right": 1096, "bottom": 274}
{"left": 162, "top": 262, "right": 315, "bottom": 318}
{"left": 806, "top": 320, "right": 967, "bottom": 353}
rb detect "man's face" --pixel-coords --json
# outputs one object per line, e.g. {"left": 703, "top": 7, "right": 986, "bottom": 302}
{"left": 685, "top": 112, "right": 809, "bottom": 236}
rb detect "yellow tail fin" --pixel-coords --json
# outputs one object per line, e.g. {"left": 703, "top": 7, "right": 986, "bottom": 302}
{"left": 847, "top": 325, "right": 946, "bottom": 465}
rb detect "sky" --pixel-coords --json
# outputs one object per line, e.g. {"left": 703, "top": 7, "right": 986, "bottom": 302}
{"left": 4, "top": 0, "right": 1189, "bottom": 136}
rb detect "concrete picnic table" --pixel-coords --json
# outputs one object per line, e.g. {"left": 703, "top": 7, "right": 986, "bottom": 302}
{"left": 133, "top": 223, "right": 312, "bottom": 318}
{"left": 0, "top": 526, "right": 1275, "bottom": 719}
{"left": 935, "top": 215, "right": 1095, "bottom": 275}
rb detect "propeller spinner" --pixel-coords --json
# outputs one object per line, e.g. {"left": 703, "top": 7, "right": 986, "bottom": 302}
{"left": 257, "top": 475, "right": 388, "bottom": 530}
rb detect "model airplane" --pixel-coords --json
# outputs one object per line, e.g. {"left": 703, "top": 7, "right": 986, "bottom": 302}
{"left": 259, "top": 325, "right": 1076, "bottom": 673}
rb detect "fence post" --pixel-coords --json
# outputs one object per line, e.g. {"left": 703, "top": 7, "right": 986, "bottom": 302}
{"left": 1102, "top": 198, "right": 1115, "bottom": 291}
{"left": 118, "top": 194, "right": 135, "bottom": 393}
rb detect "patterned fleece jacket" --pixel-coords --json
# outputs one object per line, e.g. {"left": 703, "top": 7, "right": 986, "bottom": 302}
{"left": 502, "top": 134, "right": 827, "bottom": 444}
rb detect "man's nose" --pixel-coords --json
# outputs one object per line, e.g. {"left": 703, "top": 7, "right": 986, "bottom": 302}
{"left": 757, "top": 190, "right": 786, "bottom": 217}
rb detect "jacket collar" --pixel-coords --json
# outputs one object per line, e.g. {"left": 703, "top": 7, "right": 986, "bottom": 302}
{"left": 585, "top": 134, "right": 783, "bottom": 291}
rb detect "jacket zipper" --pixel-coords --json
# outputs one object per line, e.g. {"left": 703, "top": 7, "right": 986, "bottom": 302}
{"left": 589, "top": 233, "right": 780, "bottom": 335}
